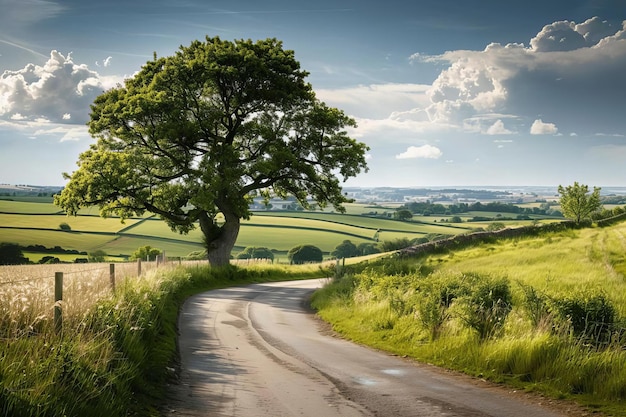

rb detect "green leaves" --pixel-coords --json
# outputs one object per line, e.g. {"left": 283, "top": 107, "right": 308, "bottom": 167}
{"left": 56, "top": 36, "right": 368, "bottom": 265}
{"left": 557, "top": 182, "right": 602, "bottom": 224}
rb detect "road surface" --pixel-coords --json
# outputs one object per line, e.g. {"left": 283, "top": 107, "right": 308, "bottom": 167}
{"left": 163, "top": 279, "right": 588, "bottom": 417}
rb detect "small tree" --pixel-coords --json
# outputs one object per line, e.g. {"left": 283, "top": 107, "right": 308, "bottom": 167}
{"left": 357, "top": 242, "right": 380, "bottom": 256}
{"left": 59, "top": 222, "right": 72, "bottom": 231}
{"left": 88, "top": 249, "right": 107, "bottom": 262}
{"left": 486, "top": 222, "right": 506, "bottom": 231}
{"left": 131, "top": 245, "right": 162, "bottom": 261}
{"left": 0, "top": 243, "right": 29, "bottom": 265}
{"left": 331, "top": 240, "right": 360, "bottom": 259}
{"left": 394, "top": 209, "right": 413, "bottom": 221}
{"left": 288, "top": 244, "right": 323, "bottom": 264}
{"left": 236, "top": 247, "right": 274, "bottom": 261}
{"left": 558, "top": 182, "right": 602, "bottom": 224}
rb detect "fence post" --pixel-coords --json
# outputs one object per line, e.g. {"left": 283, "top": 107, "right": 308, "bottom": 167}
{"left": 137, "top": 259, "right": 142, "bottom": 276}
{"left": 54, "top": 272, "right": 63, "bottom": 334}
{"left": 109, "top": 263, "right": 116, "bottom": 292}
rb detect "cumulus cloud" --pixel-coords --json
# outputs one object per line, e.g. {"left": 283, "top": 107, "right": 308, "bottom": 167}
{"left": 530, "top": 119, "right": 558, "bottom": 135}
{"left": 485, "top": 119, "right": 514, "bottom": 135}
{"left": 411, "top": 17, "right": 626, "bottom": 135}
{"left": 0, "top": 50, "right": 117, "bottom": 125}
{"left": 396, "top": 144, "right": 442, "bottom": 160}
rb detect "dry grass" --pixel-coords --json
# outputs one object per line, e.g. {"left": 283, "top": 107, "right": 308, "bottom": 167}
{"left": 0, "top": 261, "right": 184, "bottom": 337}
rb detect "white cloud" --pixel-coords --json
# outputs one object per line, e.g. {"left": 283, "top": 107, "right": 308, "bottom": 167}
{"left": 486, "top": 119, "right": 514, "bottom": 135}
{"left": 396, "top": 144, "right": 442, "bottom": 160}
{"left": 415, "top": 17, "right": 626, "bottom": 136}
{"left": 316, "top": 83, "right": 431, "bottom": 119}
{"left": 530, "top": 119, "right": 558, "bottom": 135}
{"left": 0, "top": 50, "right": 119, "bottom": 125}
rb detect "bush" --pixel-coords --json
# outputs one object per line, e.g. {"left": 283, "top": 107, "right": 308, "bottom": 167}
{"left": 88, "top": 249, "right": 107, "bottom": 262}
{"left": 518, "top": 283, "right": 552, "bottom": 329}
{"left": 288, "top": 244, "right": 323, "bottom": 264}
{"left": 0, "top": 242, "right": 29, "bottom": 265}
{"left": 236, "top": 247, "right": 274, "bottom": 261}
{"left": 58, "top": 222, "right": 71, "bottom": 231}
{"left": 551, "top": 292, "right": 617, "bottom": 347}
{"left": 378, "top": 238, "right": 412, "bottom": 252}
{"left": 331, "top": 240, "right": 360, "bottom": 259}
{"left": 131, "top": 245, "right": 162, "bottom": 261}
{"left": 416, "top": 271, "right": 467, "bottom": 340}
{"left": 457, "top": 274, "right": 512, "bottom": 340}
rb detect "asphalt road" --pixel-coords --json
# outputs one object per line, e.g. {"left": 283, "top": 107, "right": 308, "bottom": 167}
{"left": 163, "top": 279, "right": 588, "bottom": 417}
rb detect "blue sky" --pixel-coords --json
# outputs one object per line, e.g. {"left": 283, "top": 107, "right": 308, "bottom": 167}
{"left": 1, "top": 0, "right": 625, "bottom": 188}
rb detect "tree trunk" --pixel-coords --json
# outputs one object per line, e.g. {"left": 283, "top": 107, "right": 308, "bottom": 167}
{"left": 199, "top": 210, "right": 241, "bottom": 267}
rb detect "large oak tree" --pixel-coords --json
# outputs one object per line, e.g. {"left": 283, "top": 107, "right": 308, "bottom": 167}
{"left": 54, "top": 37, "right": 369, "bottom": 266}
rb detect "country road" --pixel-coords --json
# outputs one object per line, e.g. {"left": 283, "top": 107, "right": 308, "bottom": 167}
{"left": 162, "top": 279, "right": 588, "bottom": 417}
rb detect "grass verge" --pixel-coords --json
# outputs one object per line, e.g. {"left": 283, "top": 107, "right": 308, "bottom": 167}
{"left": 0, "top": 262, "right": 327, "bottom": 417}
{"left": 311, "top": 226, "right": 626, "bottom": 417}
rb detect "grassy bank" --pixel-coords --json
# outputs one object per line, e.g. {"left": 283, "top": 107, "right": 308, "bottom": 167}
{"left": 311, "top": 224, "right": 626, "bottom": 416}
{"left": 0, "top": 262, "right": 328, "bottom": 417}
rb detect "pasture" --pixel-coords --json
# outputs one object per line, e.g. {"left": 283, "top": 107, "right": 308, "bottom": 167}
{"left": 0, "top": 198, "right": 564, "bottom": 261}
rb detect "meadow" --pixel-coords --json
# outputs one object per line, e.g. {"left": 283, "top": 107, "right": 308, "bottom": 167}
{"left": 0, "top": 197, "right": 553, "bottom": 261}
{"left": 312, "top": 221, "right": 626, "bottom": 416}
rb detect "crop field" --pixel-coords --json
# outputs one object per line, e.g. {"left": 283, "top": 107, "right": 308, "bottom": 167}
{"left": 0, "top": 200, "right": 60, "bottom": 214}
{"left": 0, "top": 213, "right": 140, "bottom": 233}
{"left": 0, "top": 199, "right": 565, "bottom": 260}
{"left": 100, "top": 235, "right": 204, "bottom": 258}
{"left": 236, "top": 224, "right": 374, "bottom": 254}
{"left": 0, "top": 228, "right": 114, "bottom": 251}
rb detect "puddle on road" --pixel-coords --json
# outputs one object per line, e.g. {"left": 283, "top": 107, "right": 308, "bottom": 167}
{"left": 381, "top": 369, "right": 406, "bottom": 376}
{"left": 353, "top": 376, "right": 377, "bottom": 386}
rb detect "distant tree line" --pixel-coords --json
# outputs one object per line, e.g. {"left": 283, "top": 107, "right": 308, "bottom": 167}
{"left": 397, "top": 201, "right": 563, "bottom": 217}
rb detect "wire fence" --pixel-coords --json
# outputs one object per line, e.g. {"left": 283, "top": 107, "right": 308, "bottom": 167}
{"left": 0, "top": 259, "right": 206, "bottom": 336}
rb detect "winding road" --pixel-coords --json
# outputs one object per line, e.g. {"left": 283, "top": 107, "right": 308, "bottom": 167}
{"left": 163, "top": 279, "right": 588, "bottom": 417}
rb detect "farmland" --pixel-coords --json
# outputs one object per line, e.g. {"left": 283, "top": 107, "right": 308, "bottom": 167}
{"left": 0, "top": 195, "right": 561, "bottom": 261}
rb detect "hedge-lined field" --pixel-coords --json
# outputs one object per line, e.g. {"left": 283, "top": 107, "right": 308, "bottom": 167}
{"left": 1, "top": 198, "right": 564, "bottom": 260}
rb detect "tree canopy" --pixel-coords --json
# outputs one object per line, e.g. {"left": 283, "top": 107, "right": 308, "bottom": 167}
{"left": 236, "top": 247, "right": 274, "bottom": 261}
{"left": 54, "top": 37, "right": 369, "bottom": 266}
{"left": 288, "top": 244, "right": 323, "bottom": 264}
{"left": 557, "top": 182, "right": 602, "bottom": 224}
{"left": 0, "top": 243, "right": 29, "bottom": 265}
{"left": 331, "top": 240, "right": 360, "bottom": 259}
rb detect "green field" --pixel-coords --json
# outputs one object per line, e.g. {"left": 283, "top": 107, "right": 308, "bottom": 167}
{"left": 312, "top": 221, "right": 626, "bottom": 416}
{"left": 0, "top": 199, "right": 564, "bottom": 260}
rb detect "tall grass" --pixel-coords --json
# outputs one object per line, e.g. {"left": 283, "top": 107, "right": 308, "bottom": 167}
{"left": 311, "top": 224, "right": 626, "bottom": 416}
{"left": 1, "top": 261, "right": 326, "bottom": 416}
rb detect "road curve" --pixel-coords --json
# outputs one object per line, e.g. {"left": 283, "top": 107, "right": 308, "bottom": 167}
{"left": 163, "top": 279, "right": 586, "bottom": 417}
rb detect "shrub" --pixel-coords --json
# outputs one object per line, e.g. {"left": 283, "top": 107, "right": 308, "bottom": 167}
{"left": 331, "top": 240, "right": 360, "bottom": 259}
{"left": 518, "top": 282, "right": 552, "bottom": 329}
{"left": 288, "top": 244, "right": 323, "bottom": 264}
{"left": 58, "top": 222, "right": 71, "bottom": 231}
{"left": 88, "top": 250, "right": 107, "bottom": 262}
{"left": 487, "top": 222, "right": 506, "bottom": 231}
{"left": 130, "top": 245, "right": 162, "bottom": 261}
{"left": 551, "top": 292, "right": 617, "bottom": 347}
{"left": 236, "top": 247, "right": 274, "bottom": 261}
{"left": 416, "top": 271, "right": 468, "bottom": 341}
{"left": 457, "top": 274, "right": 512, "bottom": 340}
{"left": 378, "top": 238, "right": 412, "bottom": 252}
{"left": 0, "top": 242, "right": 29, "bottom": 265}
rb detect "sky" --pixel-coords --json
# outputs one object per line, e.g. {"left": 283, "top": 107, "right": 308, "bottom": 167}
{"left": 1, "top": 0, "right": 625, "bottom": 188}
